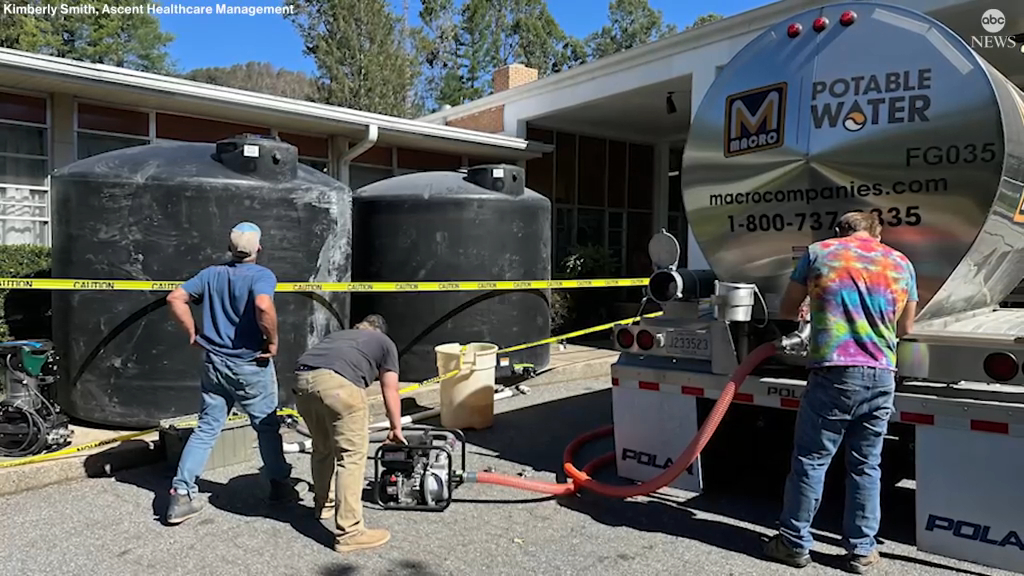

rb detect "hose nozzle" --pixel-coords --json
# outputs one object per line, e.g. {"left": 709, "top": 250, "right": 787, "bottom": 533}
{"left": 779, "top": 321, "right": 811, "bottom": 355}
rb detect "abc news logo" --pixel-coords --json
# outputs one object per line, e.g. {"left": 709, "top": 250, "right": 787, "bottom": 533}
{"left": 973, "top": 9, "right": 1020, "bottom": 51}
{"left": 981, "top": 9, "right": 1006, "bottom": 34}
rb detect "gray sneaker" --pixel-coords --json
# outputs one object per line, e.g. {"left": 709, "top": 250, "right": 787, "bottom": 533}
{"left": 763, "top": 533, "right": 812, "bottom": 568}
{"left": 166, "top": 489, "right": 204, "bottom": 525}
{"left": 844, "top": 550, "right": 881, "bottom": 574}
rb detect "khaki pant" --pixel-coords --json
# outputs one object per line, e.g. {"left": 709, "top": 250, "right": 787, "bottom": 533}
{"left": 293, "top": 369, "right": 369, "bottom": 537}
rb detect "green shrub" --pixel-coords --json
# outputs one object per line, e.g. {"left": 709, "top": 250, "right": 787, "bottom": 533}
{"left": 0, "top": 245, "right": 52, "bottom": 341}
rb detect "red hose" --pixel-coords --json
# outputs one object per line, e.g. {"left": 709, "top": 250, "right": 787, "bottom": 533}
{"left": 474, "top": 342, "right": 778, "bottom": 498}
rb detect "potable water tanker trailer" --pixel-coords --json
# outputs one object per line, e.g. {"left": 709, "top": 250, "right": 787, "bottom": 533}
{"left": 609, "top": 4, "right": 1024, "bottom": 573}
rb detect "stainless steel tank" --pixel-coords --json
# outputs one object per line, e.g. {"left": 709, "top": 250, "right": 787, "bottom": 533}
{"left": 682, "top": 2, "right": 1024, "bottom": 323}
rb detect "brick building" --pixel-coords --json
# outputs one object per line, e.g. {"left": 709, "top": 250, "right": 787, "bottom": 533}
{"left": 0, "top": 48, "right": 548, "bottom": 247}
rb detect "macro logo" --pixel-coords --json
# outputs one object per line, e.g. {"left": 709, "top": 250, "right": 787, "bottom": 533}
{"left": 724, "top": 82, "right": 788, "bottom": 158}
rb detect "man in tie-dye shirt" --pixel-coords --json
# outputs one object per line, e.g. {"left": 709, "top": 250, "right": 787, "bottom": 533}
{"left": 763, "top": 211, "right": 917, "bottom": 574}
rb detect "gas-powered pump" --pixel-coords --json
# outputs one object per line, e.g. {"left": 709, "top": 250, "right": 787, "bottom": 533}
{"left": 0, "top": 340, "right": 72, "bottom": 457}
{"left": 373, "top": 425, "right": 466, "bottom": 511}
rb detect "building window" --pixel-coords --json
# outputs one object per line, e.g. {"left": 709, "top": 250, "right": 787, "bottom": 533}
{"left": 350, "top": 164, "right": 394, "bottom": 190}
{"left": 527, "top": 124, "right": 659, "bottom": 278}
{"left": 525, "top": 127, "right": 554, "bottom": 201}
{"left": 397, "top": 148, "right": 461, "bottom": 172}
{"left": 668, "top": 146, "right": 686, "bottom": 266}
{"left": 554, "top": 206, "right": 575, "bottom": 264}
{"left": 608, "top": 211, "right": 626, "bottom": 274}
{"left": 279, "top": 131, "right": 330, "bottom": 174}
{"left": 554, "top": 132, "right": 576, "bottom": 205}
{"left": 300, "top": 158, "right": 329, "bottom": 173}
{"left": 156, "top": 112, "right": 269, "bottom": 143}
{"left": 576, "top": 207, "right": 605, "bottom": 251}
{"left": 577, "top": 136, "right": 606, "bottom": 208}
{"left": 347, "top": 145, "right": 461, "bottom": 190}
{"left": 348, "top": 145, "right": 395, "bottom": 189}
{"left": 76, "top": 102, "right": 152, "bottom": 160}
{"left": 0, "top": 91, "right": 50, "bottom": 246}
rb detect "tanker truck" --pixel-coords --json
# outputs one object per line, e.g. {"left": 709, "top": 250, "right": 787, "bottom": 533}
{"left": 608, "top": 3, "right": 1024, "bottom": 573}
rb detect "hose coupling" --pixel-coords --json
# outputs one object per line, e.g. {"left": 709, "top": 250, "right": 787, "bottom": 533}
{"left": 779, "top": 321, "right": 811, "bottom": 355}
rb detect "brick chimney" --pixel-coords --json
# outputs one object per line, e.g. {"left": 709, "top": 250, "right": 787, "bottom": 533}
{"left": 492, "top": 63, "right": 538, "bottom": 93}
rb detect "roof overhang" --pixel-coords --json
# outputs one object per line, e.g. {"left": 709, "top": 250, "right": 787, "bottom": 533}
{"left": 0, "top": 48, "right": 550, "bottom": 161}
{"left": 419, "top": 0, "right": 981, "bottom": 125}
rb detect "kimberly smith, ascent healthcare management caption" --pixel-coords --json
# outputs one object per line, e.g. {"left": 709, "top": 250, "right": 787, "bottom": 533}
{"left": 3, "top": 3, "right": 296, "bottom": 16}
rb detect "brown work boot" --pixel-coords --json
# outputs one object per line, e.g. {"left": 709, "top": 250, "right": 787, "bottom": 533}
{"left": 843, "top": 549, "right": 881, "bottom": 574}
{"left": 334, "top": 528, "right": 391, "bottom": 553}
{"left": 762, "top": 533, "right": 812, "bottom": 568}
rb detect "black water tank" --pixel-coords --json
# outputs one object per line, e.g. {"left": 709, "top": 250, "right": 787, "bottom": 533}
{"left": 50, "top": 135, "right": 351, "bottom": 428}
{"left": 351, "top": 164, "right": 551, "bottom": 382}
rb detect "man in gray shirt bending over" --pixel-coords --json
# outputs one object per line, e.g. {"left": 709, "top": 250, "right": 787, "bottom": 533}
{"left": 293, "top": 314, "right": 406, "bottom": 553}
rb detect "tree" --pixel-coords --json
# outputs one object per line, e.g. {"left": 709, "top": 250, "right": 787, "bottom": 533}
{"left": 286, "top": 0, "right": 423, "bottom": 117}
{"left": 0, "top": 0, "right": 175, "bottom": 73}
{"left": 585, "top": 0, "right": 677, "bottom": 60}
{"left": 417, "top": 0, "right": 474, "bottom": 107}
{"left": 687, "top": 12, "right": 724, "bottom": 29}
{"left": 418, "top": 0, "right": 572, "bottom": 110}
{"left": 182, "top": 62, "right": 318, "bottom": 100}
{"left": 553, "top": 36, "right": 588, "bottom": 73}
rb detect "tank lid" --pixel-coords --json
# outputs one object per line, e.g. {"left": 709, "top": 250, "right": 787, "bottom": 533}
{"left": 212, "top": 134, "right": 298, "bottom": 183}
{"left": 465, "top": 164, "right": 525, "bottom": 197}
{"left": 648, "top": 229, "right": 681, "bottom": 269}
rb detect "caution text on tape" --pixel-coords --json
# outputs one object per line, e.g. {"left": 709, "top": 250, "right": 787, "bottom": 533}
{"left": 0, "top": 277, "right": 647, "bottom": 292}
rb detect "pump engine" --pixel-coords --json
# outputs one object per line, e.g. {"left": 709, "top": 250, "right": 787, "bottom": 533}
{"left": 0, "top": 340, "right": 72, "bottom": 457}
{"left": 373, "top": 426, "right": 465, "bottom": 511}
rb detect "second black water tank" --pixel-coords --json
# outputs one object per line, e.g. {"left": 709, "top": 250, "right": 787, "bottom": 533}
{"left": 50, "top": 135, "right": 351, "bottom": 428}
{"left": 351, "top": 164, "right": 551, "bottom": 382}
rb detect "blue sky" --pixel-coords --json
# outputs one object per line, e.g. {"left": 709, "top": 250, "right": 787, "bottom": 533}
{"left": 159, "top": 0, "right": 770, "bottom": 73}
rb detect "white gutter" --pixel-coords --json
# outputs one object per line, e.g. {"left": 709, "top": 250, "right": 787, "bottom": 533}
{"left": 339, "top": 124, "right": 378, "bottom": 187}
{"left": 0, "top": 48, "right": 543, "bottom": 155}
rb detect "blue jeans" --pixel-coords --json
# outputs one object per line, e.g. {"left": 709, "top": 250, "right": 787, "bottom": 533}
{"left": 778, "top": 366, "right": 896, "bottom": 556}
{"left": 171, "top": 353, "right": 291, "bottom": 495}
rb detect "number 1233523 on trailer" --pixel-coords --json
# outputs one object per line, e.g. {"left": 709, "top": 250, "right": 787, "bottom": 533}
{"left": 666, "top": 329, "right": 711, "bottom": 359}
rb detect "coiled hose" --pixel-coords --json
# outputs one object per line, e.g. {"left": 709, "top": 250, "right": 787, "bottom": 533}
{"left": 469, "top": 341, "right": 778, "bottom": 498}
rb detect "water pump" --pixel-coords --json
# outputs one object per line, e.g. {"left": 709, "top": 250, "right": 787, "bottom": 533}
{"left": 0, "top": 340, "right": 72, "bottom": 457}
{"left": 373, "top": 426, "right": 466, "bottom": 511}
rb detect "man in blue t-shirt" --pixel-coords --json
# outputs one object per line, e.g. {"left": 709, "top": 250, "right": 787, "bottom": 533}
{"left": 163, "top": 222, "right": 301, "bottom": 524}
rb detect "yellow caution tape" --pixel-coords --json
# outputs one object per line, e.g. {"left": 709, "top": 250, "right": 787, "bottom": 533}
{"left": 0, "top": 428, "right": 156, "bottom": 468}
{"left": 399, "top": 344, "right": 469, "bottom": 395}
{"left": 393, "top": 311, "right": 665, "bottom": 395}
{"left": 0, "top": 277, "right": 647, "bottom": 292}
{"left": 0, "top": 311, "right": 662, "bottom": 469}
{"left": 0, "top": 408, "right": 303, "bottom": 469}
{"left": 497, "top": 311, "right": 664, "bottom": 354}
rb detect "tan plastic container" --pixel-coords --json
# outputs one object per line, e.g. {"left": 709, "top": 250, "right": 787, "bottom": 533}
{"left": 436, "top": 342, "right": 499, "bottom": 430}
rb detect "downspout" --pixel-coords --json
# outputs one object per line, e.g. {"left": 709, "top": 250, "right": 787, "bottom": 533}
{"left": 339, "top": 124, "right": 379, "bottom": 188}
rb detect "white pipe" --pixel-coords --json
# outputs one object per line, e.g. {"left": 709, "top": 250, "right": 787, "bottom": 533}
{"left": 283, "top": 438, "right": 313, "bottom": 454}
{"left": 338, "top": 124, "right": 378, "bottom": 187}
{"left": 283, "top": 389, "right": 516, "bottom": 453}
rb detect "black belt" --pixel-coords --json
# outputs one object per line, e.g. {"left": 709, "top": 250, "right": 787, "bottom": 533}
{"left": 295, "top": 364, "right": 320, "bottom": 372}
